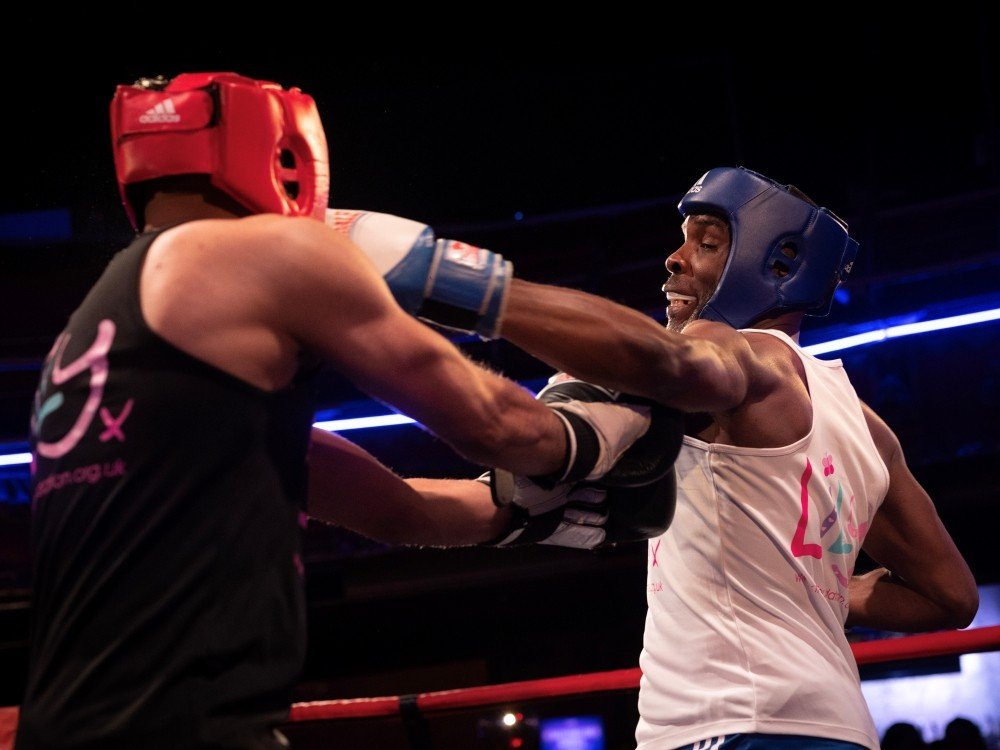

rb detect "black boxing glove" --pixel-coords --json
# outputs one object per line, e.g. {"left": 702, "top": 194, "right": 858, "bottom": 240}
{"left": 476, "top": 471, "right": 610, "bottom": 549}
{"left": 479, "top": 469, "right": 676, "bottom": 550}
{"left": 480, "top": 374, "right": 683, "bottom": 549}
{"left": 530, "top": 374, "right": 655, "bottom": 488}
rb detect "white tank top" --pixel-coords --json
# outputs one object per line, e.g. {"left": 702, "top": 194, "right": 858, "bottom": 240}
{"left": 635, "top": 329, "right": 890, "bottom": 750}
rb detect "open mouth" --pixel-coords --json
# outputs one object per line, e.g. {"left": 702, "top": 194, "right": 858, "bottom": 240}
{"left": 664, "top": 290, "right": 697, "bottom": 313}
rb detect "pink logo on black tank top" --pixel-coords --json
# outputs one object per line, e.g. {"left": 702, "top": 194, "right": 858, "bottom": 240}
{"left": 31, "top": 319, "right": 132, "bottom": 501}
{"left": 34, "top": 319, "right": 119, "bottom": 458}
{"left": 99, "top": 399, "right": 134, "bottom": 442}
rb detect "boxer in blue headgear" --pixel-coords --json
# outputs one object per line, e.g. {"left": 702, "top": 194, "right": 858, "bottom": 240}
{"left": 675, "top": 166, "right": 859, "bottom": 330}
{"left": 331, "top": 166, "right": 976, "bottom": 750}
{"left": 337, "top": 166, "right": 859, "bottom": 336}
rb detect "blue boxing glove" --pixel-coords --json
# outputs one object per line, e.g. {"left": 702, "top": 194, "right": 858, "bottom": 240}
{"left": 326, "top": 209, "right": 511, "bottom": 339}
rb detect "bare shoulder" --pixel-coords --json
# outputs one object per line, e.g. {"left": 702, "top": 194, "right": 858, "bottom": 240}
{"left": 677, "top": 322, "right": 805, "bottom": 435}
{"left": 740, "top": 328, "right": 803, "bottom": 361}
{"left": 146, "top": 214, "right": 374, "bottom": 306}
{"left": 152, "top": 214, "right": 353, "bottom": 269}
{"left": 140, "top": 214, "right": 389, "bottom": 390}
{"left": 681, "top": 319, "right": 761, "bottom": 370}
{"left": 678, "top": 320, "right": 801, "bottom": 394}
{"left": 737, "top": 328, "right": 805, "bottom": 397}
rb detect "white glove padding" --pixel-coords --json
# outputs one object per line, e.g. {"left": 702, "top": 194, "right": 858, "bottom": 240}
{"left": 489, "top": 469, "right": 575, "bottom": 516}
{"left": 478, "top": 371, "right": 682, "bottom": 550}
{"left": 325, "top": 208, "right": 511, "bottom": 339}
{"left": 477, "top": 471, "right": 609, "bottom": 549}
{"left": 532, "top": 375, "right": 651, "bottom": 485}
{"left": 326, "top": 209, "right": 428, "bottom": 276}
{"left": 480, "top": 465, "right": 677, "bottom": 550}
{"left": 549, "top": 400, "right": 651, "bottom": 482}
{"left": 541, "top": 489, "right": 609, "bottom": 549}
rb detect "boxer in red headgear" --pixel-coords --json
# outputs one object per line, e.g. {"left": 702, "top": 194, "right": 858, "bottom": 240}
{"left": 17, "top": 72, "right": 658, "bottom": 750}
{"left": 110, "top": 72, "right": 329, "bottom": 228}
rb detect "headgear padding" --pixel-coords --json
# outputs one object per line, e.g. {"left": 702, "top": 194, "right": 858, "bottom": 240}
{"left": 678, "top": 167, "right": 859, "bottom": 329}
{"left": 110, "top": 72, "right": 329, "bottom": 229}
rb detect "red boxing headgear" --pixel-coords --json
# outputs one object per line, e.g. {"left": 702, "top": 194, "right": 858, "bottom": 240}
{"left": 110, "top": 72, "right": 330, "bottom": 229}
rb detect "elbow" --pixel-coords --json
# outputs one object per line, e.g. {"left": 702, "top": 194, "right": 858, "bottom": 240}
{"left": 949, "top": 586, "right": 980, "bottom": 629}
{"left": 929, "top": 579, "right": 980, "bottom": 630}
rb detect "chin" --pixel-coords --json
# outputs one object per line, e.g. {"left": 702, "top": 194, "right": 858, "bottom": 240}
{"left": 665, "top": 316, "right": 686, "bottom": 333}
{"left": 668, "top": 308, "right": 703, "bottom": 333}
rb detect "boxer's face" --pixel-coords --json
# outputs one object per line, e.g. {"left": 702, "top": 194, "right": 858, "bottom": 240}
{"left": 663, "top": 214, "right": 731, "bottom": 332}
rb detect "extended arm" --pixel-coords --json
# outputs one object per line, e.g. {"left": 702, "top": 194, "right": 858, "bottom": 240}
{"left": 305, "top": 386, "right": 679, "bottom": 551}
{"left": 325, "top": 210, "right": 752, "bottom": 413}
{"left": 142, "top": 214, "right": 570, "bottom": 475}
{"left": 306, "top": 427, "right": 507, "bottom": 546}
{"left": 277, "top": 217, "right": 570, "bottom": 475}
{"left": 278, "top": 217, "right": 649, "bottom": 482}
{"left": 305, "top": 426, "right": 646, "bottom": 550}
{"left": 143, "top": 215, "right": 655, "bottom": 543}
{"left": 501, "top": 280, "right": 751, "bottom": 412}
{"left": 845, "top": 405, "right": 979, "bottom": 631}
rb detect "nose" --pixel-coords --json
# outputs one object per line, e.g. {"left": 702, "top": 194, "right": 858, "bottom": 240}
{"left": 665, "top": 246, "right": 687, "bottom": 275}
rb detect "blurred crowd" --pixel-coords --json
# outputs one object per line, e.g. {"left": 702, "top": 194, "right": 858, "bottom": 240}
{"left": 882, "top": 717, "right": 995, "bottom": 750}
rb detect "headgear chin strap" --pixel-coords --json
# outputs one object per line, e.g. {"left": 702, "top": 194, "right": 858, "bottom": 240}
{"left": 110, "top": 72, "right": 330, "bottom": 230}
{"left": 678, "top": 166, "right": 859, "bottom": 330}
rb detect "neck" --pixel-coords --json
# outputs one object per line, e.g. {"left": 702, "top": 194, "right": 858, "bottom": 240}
{"left": 747, "top": 312, "right": 804, "bottom": 342}
{"left": 143, "top": 191, "right": 247, "bottom": 231}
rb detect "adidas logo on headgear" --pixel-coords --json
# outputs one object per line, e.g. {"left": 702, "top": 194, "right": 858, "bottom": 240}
{"left": 138, "top": 98, "right": 181, "bottom": 124}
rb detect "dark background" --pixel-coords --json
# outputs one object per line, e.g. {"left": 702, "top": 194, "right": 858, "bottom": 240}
{"left": 2, "top": 19, "right": 999, "bottom": 746}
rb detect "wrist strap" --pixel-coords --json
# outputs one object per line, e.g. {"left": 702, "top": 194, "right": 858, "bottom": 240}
{"left": 531, "top": 408, "right": 599, "bottom": 488}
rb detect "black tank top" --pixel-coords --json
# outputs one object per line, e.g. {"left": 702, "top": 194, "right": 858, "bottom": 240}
{"left": 17, "top": 228, "right": 319, "bottom": 749}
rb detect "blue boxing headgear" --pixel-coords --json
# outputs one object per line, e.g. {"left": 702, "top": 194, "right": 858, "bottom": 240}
{"left": 678, "top": 167, "right": 859, "bottom": 329}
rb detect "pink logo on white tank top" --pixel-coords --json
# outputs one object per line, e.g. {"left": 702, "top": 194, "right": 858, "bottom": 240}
{"left": 789, "top": 451, "right": 873, "bottom": 610}
{"left": 790, "top": 452, "right": 867, "bottom": 562}
{"left": 791, "top": 458, "right": 823, "bottom": 559}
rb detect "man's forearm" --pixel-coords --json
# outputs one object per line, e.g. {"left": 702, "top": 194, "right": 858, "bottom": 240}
{"left": 405, "top": 478, "right": 512, "bottom": 546}
{"left": 500, "top": 280, "right": 679, "bottom": 396}
{"left": 306, "top": 430, "right": 510, "bottom": 547}
{"left": 500, "top": 279, "right": 745, "bottom": 412}
{"left": 846, "top": 567, "right": 974, "bottom": 632}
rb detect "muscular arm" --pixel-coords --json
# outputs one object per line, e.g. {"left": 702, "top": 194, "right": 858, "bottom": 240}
{"left": 306, "top": 428, "right": 507, "bottom": 546}
{"left": 846, "top": 404, "right": 979, "bottom": 631}
{"left": 272, "top": 218, "right": 570, "bottom": 475}
{"left": 144, "top": 216, "right": 569, "bottom": 474}
{"left": 500, "top": 279, "right": 750, "bottom": 412}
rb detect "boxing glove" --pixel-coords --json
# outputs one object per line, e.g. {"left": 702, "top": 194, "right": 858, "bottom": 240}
{"left": 481, "top": 373, "right": 682, "bottom": 549}
{"left": 531, "top": 373, "right": 685, "bottom": 487}
{"left": 326, "top": 209, "right": 511, "bottom": 339}
{"left": 477, "top": 471, "right": 609, "bottom": 548}
{"left": 479, "top": 469, "right": 676, "bottom": 550}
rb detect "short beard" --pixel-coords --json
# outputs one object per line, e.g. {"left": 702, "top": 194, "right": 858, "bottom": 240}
{"left": 666, "top": 299, "right": 708, "bottom": 333}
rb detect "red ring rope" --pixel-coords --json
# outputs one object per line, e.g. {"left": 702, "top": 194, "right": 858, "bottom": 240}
{"left": 288, "top": 625, "right": 1000, "bottom": 722}
{"left": 2, "top": 625, "right": 998, "bottom": 746}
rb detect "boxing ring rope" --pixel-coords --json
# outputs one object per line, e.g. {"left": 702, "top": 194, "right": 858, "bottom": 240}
{"left": 288, "top": 625, "right": 1000, "bottom": 722}
{"left": 2, "top": 625, "right": 998, "bottom": 749}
